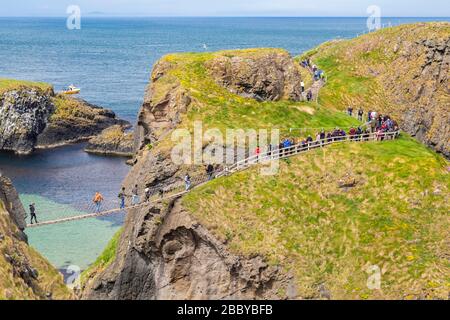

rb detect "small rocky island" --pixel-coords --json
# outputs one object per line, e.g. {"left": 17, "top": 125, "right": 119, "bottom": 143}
{"left": 85, "top": 125, "right": 134, "bottom": 157}
{"left": 0, "top": 79, "right": 130, "bottom": 155}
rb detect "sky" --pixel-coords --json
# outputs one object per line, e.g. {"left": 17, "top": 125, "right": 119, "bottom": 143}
{"left": 1, "top": 0, "right": 449, "bottom": 17}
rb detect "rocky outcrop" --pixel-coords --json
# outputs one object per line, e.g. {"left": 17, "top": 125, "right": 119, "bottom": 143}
{"left": 85, "top": 125, "right": 134, "bottom": 157}
{"left": 83, "top": 198, "right": 290, "bottom": 300}
{"left": 0, "top": 175, "right": 73, "bottom": 299}
{"left": 0, "top": 83, "right": 129, "bottom": 155}
{"left": 134, "top": 59, "right": 192, "bottom": 150}
{"left": 400, "top": 37, "right": 450, "bottom": 156}
{"left": 207, "top": 50, "right": 303, "bottom": 101}
{"left": 0, "top": 174, "right": 27, "bottom": 233}
{"left": 0, "top": 87, "right": 54, "bottom": 155}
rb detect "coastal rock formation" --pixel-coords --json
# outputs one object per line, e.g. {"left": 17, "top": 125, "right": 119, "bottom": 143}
{"left": 309, "top": 22, "right": 450, "bottom": 157}
{"left": 207, "top": 50, "right": 303, "bottom": 101}
{"left": 36, "top": 96, "right": 130, "bottom": 150}
{"left": 81, "top": 49, "right": 303, "bottom": 300}
{"left": 82, "top": 38, "right": 450, "bottom": 300}
{"left": 85, "top": 125, "right": 134, "bottom": 157}
{"left": 0, "top": 87, "right": 54, "bottom": 155}
{"left": 0, "top": 175, "right": 27, "bottom": 233}
{"left": 0, "top": 81, "right": 129, "bottom": 155}
{"left": 0, "top": 175, "right": 73, "bottom": 299}
{"left": 134, "top": 59, "right": 192, "bottom": 149}
{"left": 83, "top": 199, "right": 289, "bottom": 299}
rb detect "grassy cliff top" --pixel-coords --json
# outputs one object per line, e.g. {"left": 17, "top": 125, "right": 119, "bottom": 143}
{"left": 153, "top": 48, "right": 361, "bottom": 145}
{"left": 183, "top": 136, "right": 449, "bottom": 300}
{"left": 0, "top": 78, "right": 53, "bottom": 96}
{"left": 300, "top": 22, "right": 450, "bottom": 114}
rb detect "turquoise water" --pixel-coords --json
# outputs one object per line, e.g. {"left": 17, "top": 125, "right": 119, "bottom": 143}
{"left": 0, "top": 17, "right": 448, "bottom": 273}
{"left": 0, "top": 144, "right": 128, "bottom": 271}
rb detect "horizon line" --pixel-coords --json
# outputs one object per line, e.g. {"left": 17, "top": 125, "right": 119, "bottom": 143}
{"left": 1, "top": 15, "right": 449, "bottom": 19}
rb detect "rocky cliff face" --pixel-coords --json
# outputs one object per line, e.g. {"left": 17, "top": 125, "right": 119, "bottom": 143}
{"left": 399, "top": 37, "right": 449, "bottom": 156}
{"left": 310, "top": 23, "right": 450, "bottom": 157}
{"left": 0, "top": 175, "right": 73, "bottom": 299}
{"left": 0, "top": 82, "right": 129, "bottom": 155}
{"left": 207, "top": 51, "right": 303, "bottom": 101}
{"left": 0, "top": 87, "right": 54, "bottom": 154}
{"left": 82, "top": 50, "right": 302, "bottom": 300}
{"left": 0, "top": 175, "right": 27, "bottom": 233}
{"left": 82, "top": 199, "right": 290, "bottom": 300}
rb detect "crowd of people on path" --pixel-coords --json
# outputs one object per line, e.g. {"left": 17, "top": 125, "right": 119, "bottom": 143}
{"left": 251, "top": 111, "right": 400, "bottom": 161}
{"left": 299, "top": 58, "right": 326, "bottom": 101}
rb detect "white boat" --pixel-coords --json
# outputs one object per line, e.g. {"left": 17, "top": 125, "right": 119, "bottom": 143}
{"left": 62, "top": 85, "right": 80, "bottom": 95}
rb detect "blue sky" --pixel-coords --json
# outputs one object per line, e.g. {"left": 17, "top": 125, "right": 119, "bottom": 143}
{"left": 1, "top": 0, "right": 449, "bottom": 17}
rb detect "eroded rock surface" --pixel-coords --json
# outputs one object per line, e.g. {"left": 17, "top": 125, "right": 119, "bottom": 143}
{"left": 83, "top": 199, "right": 289, "bottom": 300}
{"left": 207, "top": 50, "right": 303, "bottom": 101}
{"left": 0, "top": 87, "right": 54, "bottom": 154}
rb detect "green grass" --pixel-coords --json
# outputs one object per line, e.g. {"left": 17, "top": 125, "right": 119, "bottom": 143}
{"left": 0, "top": 78, "right": 52, "bottom": 95}
{"left": 183, "top": 136, "right": 449, "bottom": 299}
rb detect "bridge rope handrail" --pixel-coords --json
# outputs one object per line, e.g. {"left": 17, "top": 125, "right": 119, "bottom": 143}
{"left": 26, "top": 130, "right": 400, "bottom": 228}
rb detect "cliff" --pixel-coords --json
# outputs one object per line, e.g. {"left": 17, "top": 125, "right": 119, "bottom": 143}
{"left": 0, "top": 79, "right": 129, "bottom": 155}
{"left": 0, "top": 174, "right": 73, "bottom": 299}
{"left": 306, "top": 22, "right": 450, "bottom": 157}
{"left": 83, "top": 28, "right": 449, "bottom": 301}
{"left": 82, "top": 48, "right": 360, "bottom": 300}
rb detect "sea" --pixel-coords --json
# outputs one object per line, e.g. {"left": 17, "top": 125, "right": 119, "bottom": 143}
{"left": 0, "top": 17, "right": 448, "bottom": 273}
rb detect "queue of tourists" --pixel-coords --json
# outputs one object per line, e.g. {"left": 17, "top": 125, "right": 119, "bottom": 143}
{"left": 300, "top": 58, "right": 326, "bottom": 81}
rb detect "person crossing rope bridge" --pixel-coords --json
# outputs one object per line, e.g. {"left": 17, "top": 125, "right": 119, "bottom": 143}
{"left": 92, "top": 191, "right": 104, "bottom": 214}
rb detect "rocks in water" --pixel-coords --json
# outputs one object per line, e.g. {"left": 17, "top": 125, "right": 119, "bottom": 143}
{"left": 206, "top": 50, "right": 303, "bottom": 101}
{"left": 0, "top": 82, "right": 130, "bottom": 155}
{"left": 85, "top": 125, "right": 134, "bottom": 157}
{"left": 36, "top": 96, "right": 130, "bottom": 150}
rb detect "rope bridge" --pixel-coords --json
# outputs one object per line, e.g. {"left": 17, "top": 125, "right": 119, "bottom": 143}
{"left": 26, "top": 131, "right": 399, "bottom": 228}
